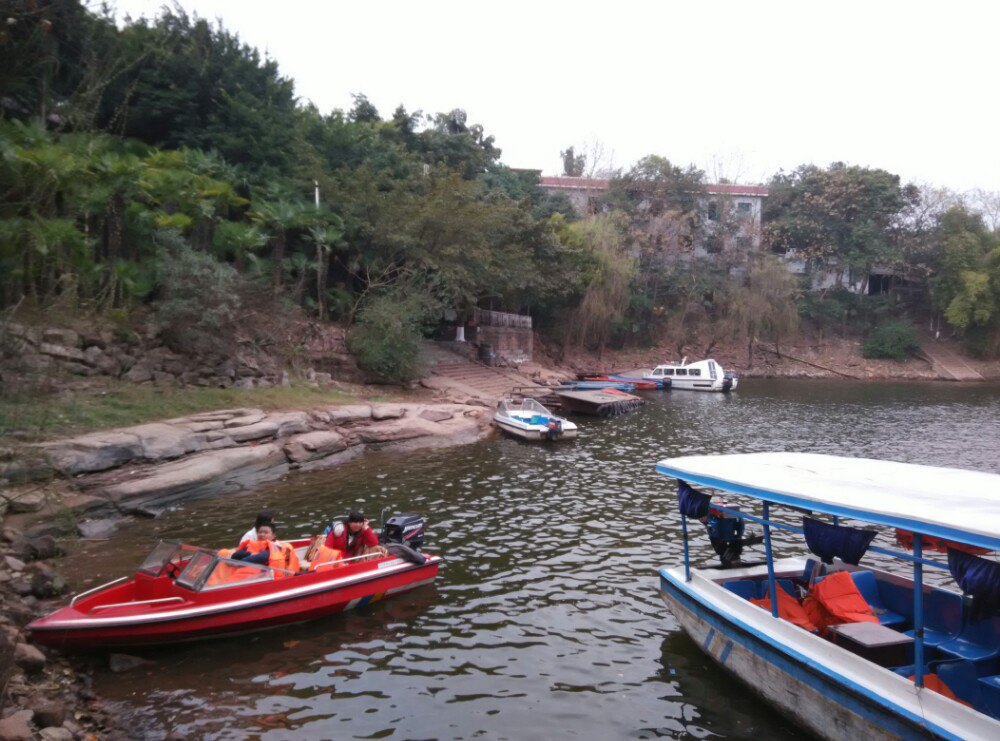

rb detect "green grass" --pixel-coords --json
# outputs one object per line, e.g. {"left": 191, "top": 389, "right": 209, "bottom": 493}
{"left": 0, "top": 384, "right": 357, "bottom": 441}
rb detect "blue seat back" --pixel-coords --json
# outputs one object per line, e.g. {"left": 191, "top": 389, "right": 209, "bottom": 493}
{"left": 850, "top": 571, "right": 885, "bottom": 609}
{"left": 923, "top": 590, "right": 964, "bottom": 636}
{"left": 937, "top": 660, "right": 987, "bottom": 712}
{"left": 723, "top": 580, "right": 758, "bottom": 600}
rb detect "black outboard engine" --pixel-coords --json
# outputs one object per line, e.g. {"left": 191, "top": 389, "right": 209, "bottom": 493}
{"left": 381, "top": 513, "right": 426, "bottom": 550}
{"left": 546, "top": 419, "right": 563, "bottom": 440}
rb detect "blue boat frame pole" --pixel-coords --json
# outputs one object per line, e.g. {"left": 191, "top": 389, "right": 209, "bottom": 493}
{"left": 762, "top": 502, "right": 779, "bottom": 618}
{"left": 913, "top": 533, "right": 925, "bottom": 689}
{"left": 681, "top": 514, "right": 691, "bottom": 582}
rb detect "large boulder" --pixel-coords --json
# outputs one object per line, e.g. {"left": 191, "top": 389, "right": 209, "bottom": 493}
{"left": 283, "top": 431, "right": 348, "bottom": 463}
{"left": 13, "top": 641, "right": 46, "bottom": 674}
{"left": 226, "top": 419, "right": 280, "bottom": 443}
{"left": 128, "top": 423, "right": 207, "bottom": 461}
{"left": 0, "top": 709, "right": 34, "bottom": 741}
{"left": 99, "top": 444, "right": 288, "bottom": 508}
{"left": 356, "top": 417, "right": 442, "bottom": 444}
{"left": 371, "top": 404, "right": 406, "bottom": 421}
{"left": 38, "top": 431, "right": 143, "bottom": 475}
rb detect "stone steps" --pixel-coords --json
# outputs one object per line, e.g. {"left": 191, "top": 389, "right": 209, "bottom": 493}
{"left": 918, "top": 332, "right": 984, "bottom": 381}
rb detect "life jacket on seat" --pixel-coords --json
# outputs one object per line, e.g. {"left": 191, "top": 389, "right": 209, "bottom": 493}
{"left": 308, "top": 545, "right": 345, "bottom": 572}
{"left": 803, "top": 571, "right": 878, "bottom": 631}
{"left": 751, "top": 588, "right": 818, "bottom": 632}
{"left": 267, "top": 541, "right": 300, "bottom": 576}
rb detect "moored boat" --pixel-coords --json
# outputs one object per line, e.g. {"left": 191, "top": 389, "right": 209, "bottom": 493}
{"left": 656, "top": 452, "right": 1000, "bottom": 740}
{"left": 644, "top": 357, "right": 736, "bottom": 392}
{"left": 28, "top": 529, "right": 440, "bottom": 650}
{"left": 493, "top": 396, "right": 578, "bottom": 441}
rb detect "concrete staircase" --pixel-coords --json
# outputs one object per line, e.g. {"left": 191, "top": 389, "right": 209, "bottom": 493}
{"left": 918, "top": 333, "right": 985, "bottom": 381}
{"left": 424, "top": 342, "right": 546, "bottom": 402}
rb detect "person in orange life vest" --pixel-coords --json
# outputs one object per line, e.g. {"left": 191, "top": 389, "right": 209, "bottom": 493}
{"left": 324, "top": 510, "right": 379, "bottom": 558}
{"left": 304, "top": 535, "right": 345, "bottom": 571}
{"left": 232, "top": 523, "right": 300, "bottom": 574}
{"left": 238, "top": 510, "right": 275, "bottom": 546}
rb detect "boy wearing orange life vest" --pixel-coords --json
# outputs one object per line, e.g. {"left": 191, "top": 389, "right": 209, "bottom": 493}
{"left": 230, "top": 523, "right": 300, "bottom": 575}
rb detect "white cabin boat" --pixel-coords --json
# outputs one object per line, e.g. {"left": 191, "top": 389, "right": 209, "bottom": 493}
{"left": 644, "top": 358, "right": 737, "bottom": 392}
{"left": 656, "top": 453, "right": 1000, "bottom": 740}
{"left": 493, "top": 397, "right": 578, "bottom": 441}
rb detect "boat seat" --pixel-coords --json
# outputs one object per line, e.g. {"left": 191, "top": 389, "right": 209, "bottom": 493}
{"left": 759, "top": 579, "right": 797, "bottom": 599}
{"left": 977, "top": 674, "right": 1000, "bottom": 718}
{"left": 937, "top": 617, "right": 1000, "bottom": 665}
{"left": 904, "top": 590, "right": 963, "bottom": 647}
{"left": 723, "top": 580, "right": 758, "bottom": 600}
{"left": 850, "top": 571, "right": 907, "bottom": 627}
{"left": 936, "top": 660, "right": 989, "bottom": 712}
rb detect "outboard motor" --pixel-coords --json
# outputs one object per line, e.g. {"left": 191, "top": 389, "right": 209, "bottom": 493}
{"left": 546, "top": 419, "right": 563, "bottom": 440}
{"left": 722, "top": 375, "right": 734, "bottom": 392}
{"left": 381, "top": 513, "right": 426, "bottom": 550}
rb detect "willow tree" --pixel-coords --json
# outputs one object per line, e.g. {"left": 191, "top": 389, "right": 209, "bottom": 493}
{"left": 564, "top": 213, "right": 635, "bottom": 355}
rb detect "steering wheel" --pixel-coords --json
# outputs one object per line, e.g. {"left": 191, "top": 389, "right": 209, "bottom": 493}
{"left": 164, "top": 562, "right": 181, "bottom": 579}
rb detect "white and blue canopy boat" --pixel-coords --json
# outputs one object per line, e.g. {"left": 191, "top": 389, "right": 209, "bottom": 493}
{"left": 656, "top": 452, "right": 1000, "bottom": 740}
{"left": 644, "top": 357, "right": 737, "bottom": 392}
{"left": 493, "top": 397, "right": 578, "bottom": 441}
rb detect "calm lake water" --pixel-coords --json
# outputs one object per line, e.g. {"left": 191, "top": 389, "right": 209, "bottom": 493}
{"left": 62, "top": 380, "right": 1000, "bottom": 740}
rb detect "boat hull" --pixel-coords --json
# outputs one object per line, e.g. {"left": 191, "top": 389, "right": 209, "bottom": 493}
{"left": 28, "top": 557, "right": 440, "bottom": 650}
{"left": 659, "top": 568, "right": 995, "bottom": 741}
{"left": 493, "top": 418, "right": 578, "bottom": 441}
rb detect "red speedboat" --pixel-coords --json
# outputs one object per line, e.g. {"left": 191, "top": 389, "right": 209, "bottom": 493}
{"left": 27, "top": 538, "right": 441, "bottom": 650}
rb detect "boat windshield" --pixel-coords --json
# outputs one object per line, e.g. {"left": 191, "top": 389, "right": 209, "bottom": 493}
{"left": 175, "top": 551, "right": 274, "bottom": 591}
{"left": 137, "top": 541, "right": 206, "bottom": 577}
{"left": 518, "top": 398, "right": 549, "bottom": 415}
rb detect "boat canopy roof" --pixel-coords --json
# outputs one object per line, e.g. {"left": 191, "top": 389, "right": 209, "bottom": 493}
{"left": 656, "top": 452, "right": 1000, "bottom": 551}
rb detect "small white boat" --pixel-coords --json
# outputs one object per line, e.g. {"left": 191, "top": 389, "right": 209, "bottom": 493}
{"left": 657, "top": 452, "right": 1000, "bottom": 740}
{"left": 644, "top": 357, "right": 737, "bottom": 392}
{"left": 493, "top": 397, "right": 578, "bottom": 441}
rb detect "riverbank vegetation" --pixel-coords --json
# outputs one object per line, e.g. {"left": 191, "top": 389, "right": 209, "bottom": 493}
{"left": 2, "top": 1, "right": 999, "bottom": 389}
{"left": 0, "top": 382, "right": 355, "bottom": 440}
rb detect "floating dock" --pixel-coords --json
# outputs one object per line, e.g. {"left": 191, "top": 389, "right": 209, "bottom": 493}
{"left": 555, "top": 388, "right": 644, "bottom": 417}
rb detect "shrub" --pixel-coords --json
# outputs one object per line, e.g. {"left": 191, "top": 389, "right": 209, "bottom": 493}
{"left": 153, "top": 231, "right": 243, "bottom": 353}
{"left": 348, "top": 288, "right": 440, "bottom": 384}
{"left": 863, "top": 320, "right": 920, "bottom": 360}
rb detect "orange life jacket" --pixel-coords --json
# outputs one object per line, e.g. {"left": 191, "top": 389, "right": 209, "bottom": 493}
{"left": 803, "top": 571, "right": 879, "bottom": 631}
{"left": 267, "top": 541, "right": 300, "bottom": 576}
{"left": 234, "top": 539, "right": 300, "bottom": 576}
{"left": 308, "top": 545, "right": 345, "bottom": 572}
{"left": 751, "top": 588, "right": 819, "bottom": 633}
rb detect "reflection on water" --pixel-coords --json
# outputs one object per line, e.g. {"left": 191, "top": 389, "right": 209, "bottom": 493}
{"left": 62, "top": 380, "right": 1000, "bottom": 739}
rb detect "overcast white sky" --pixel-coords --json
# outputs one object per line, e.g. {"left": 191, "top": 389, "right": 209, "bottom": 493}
{"left": 107, "top": 1, "right": 1000, "bottom": 191}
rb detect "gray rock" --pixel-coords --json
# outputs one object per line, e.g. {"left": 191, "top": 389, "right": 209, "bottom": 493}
{"left": 3, "top": 555, "right": 25, "bottom": 572}
{"left": 356, "top": 417, "right": 441, "bottom": 444}
{"left": 27, "top": 561, "right": 66, "bottom": 597}
{"left": 13, "top": 641, "right": 46, "bottom": 674}
{"left": 17, "top": 353, "right": 53, "bottom": 371}
{"left": 77, "top": 518, "right": 120, "bottom": 538}
{"left": 38, "top": 343, "right": 86, "bottom": 362}
{"left": 82, "top": 345, "right": 105, "bottom": 366}
{"left": 326, "top": 404, "right": 372, "bottom": 424}
{"left": 226, "top": 419, "right": 280, "bottom": 443}
{"left": 123, "top": 365, "right": 153, "bottom": 383}
{"left": 283, "top": 431, "right": 348, "bottom": 463}
{"left": 63, "top": 361, "right": 95, "bottom": 376}
{"left": 128, "top": 423, "right": 207, "bottom": 461}
{"left": 99, "top": 444, "right": 289, "bottom": 506}
{"left": 419, "top": 408, "right": 455, "bottom": 423}
{"left": 232, "top": 378, "right": 255, "bottom": 389}
{"left": 180, "top": 420, "right": 224, "bottom": 433}
{"left": 371, "top": 404, "right": 406, "bottom": 420}
{"left": 108, "top": 653, "right": 154, "bottom": 673}
{"left": 152, "top": 371, "right": 175, "bottom": 385}
{"left": 38, "top": 431, "right": 143, "bottom": 475}
{"left": 42, "top": 328, "right": 80, "bottom": 347}
{"left": 273, "top": 412, "right": 311, "bottom": 437}
{"left": 6, "top": 491, "right": 44, "bottom": 513}
{"left": 0, "top": 709, "right": 34, "bottom": 741}
{"left": 29, "top": 699, "right": 65, "bottom": 728}
{"left": 223, "top": 412, "right": 266, "bottom": 428}
{"left": 26, "top": 535, "right": 59, "bottom": 560}
{"left": 39, "top": 728, "right": 74, "bottom": 741}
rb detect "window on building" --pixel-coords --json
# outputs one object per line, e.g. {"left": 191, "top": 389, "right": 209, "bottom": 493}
{"left": 736, "top": 237, "right": 751, "bottom": 250}
{"left": 707, "top": 201, "right": 719, "bottom": 221}
{"left": 705, "top": 235, "right": 723, "bottom": 254}
{"left": 737, "top": 202, "right": 752, "bottom": 213}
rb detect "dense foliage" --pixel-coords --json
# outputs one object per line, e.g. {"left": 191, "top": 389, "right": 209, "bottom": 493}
{"left": 2, "top": 0, "right": 999, "bottom": 367}
{"left": 863, "top": 321, "right": 921, "bottom": 360}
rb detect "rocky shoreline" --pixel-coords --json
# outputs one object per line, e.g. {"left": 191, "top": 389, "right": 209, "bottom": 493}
{"left": 0, "top": 400, "right": 492, "bottom": 739}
